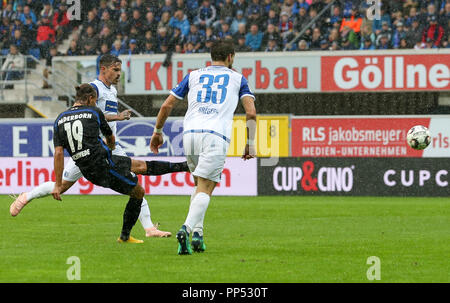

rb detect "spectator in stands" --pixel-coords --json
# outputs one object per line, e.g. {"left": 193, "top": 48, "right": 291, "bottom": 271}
{"left": 235, "top": 35, "right": 252, "bottom": 52}
{"left": 158, "top": 11, "right": 172, "bottom": 34}
{"left": 170, "top": 26, "right": 185, "bottom": 48}
{"left": 309, "top": 27, "right": 323, "bottom": 50}
{"left": 247, "top": 0, "right": 264, "bottom": 17}
{"left": 195, "top": 0, "right": 217, "bottom": 29}
{"left": 265, "top": 37, "right": 280, "bottom": 51}
{"left": 399, "top": 37, "right": 410, "bottom": 49}
{"left": 292, "top": 0, "right": 309, "bottom": 16}
{"left": 263, "top": 23, "right": 281, "bottom": 49}
{"left": 340, "top": 5, "right": 363, "bottom": 33}
{"left": 99, "top": 10, "right": 116, "bottom": 34}
{"left": 422, "top": 15, "right": 444, "bottom": 47}
{"left": 186, "top": 0, "right": 200, "bottom": 21}
{"left": 185, "top": 23, "right": 205, "bottom": 52}
{"left": 36, "top": 16, "right": 56, "bottom": 59}
{"left": 377, "top": 34, "right": 391, "bottom": 49}
{"left": 235, "top": 0, "right": 249, "bottom": 15}
{"left": 20, "top": 5, "right": 37, "bottom": 25}
{"left": 204, "top": 26, "right": 217, "bottom": 42}
{"left": 157, "top": 26, "right": 171, "bottom": 52}
{"left": 341, "top": 25, "right": 359, "bottom": 49}
{"left": 117, "top": 12, "right": 131, "bottom": 36}
{"left": 392, "top": 21, "right": 407, "bottom": 49}
{"left": 111, "top": 39, "right": 126, "bottom": 57}
{"left": 1, "top": 44, "right": 25, "bottom": 87}
{"left": 294, "top": 7, "right": 310, "bottom": 34}
{"left": 219, "top": 0, "right": 236, "bottom": 25}
{"left": 406, "top": 17, "right": 423, "bottom": 46}
{"left": 327, "top": 28, "right": 340, "bottom": 45}
{"left": 130, "top": 9, "right": 144, "bottom": 34}
{"left": 360, "top": 36, "right": 375, "bottom": 50}
{"left": 98, "top": 26, "right": 115, "bottom": 51}
{"left": 169, "top": 9, "right": 190, "bottom": 37}
{"left": 40, "top": 2, "right": 54, "bottom": 19}
{"left": 66, "top": 39, "right": 81, "bottom": 56}
{"left": 328, "top": 5, "right": 342, "bottom": 27}
{"left": 297, "top": 39, "right": 308, "bottom": 51}
{"left": 143, "top": 11, "right": 158, "bottom": 36}
{"left": 264, "top": 8, "right": 279, "bottom": 28}
{"left": 233, "top": 23, "right": 247, "bottom": 43}
{"left": 23, "top": 16, "right": 38, "bottom": 47}
{"left": 43, "top": 46, "right": 62, "bottom": 89}
{"left": 217, "top": 21, "right": 232, "bottom": 39}
{"left": 12, "top": 5, "right": 24, "bottom": 21}
{"left": 245, "top": 23, "right": 263, "bottom": 51}
{"left": 53, "top": 3, "right": 70, "bottom": 44}
{"left": 372, "top": 6, "right": 391, "bottom": 35}
{"left": 376, "top": 21, "right": 393, "bottom": 47}
{"left": 340, "top": 36, "right": 355, "bottom": 50}
{"left": 247, "top": 5, "right": 265, "bottom": 29}
{"left": 82, "top": 43, "right": 97, "bottom": 56}
{"left": 143, "top": 40, "right": 156, "bottom": 54}
{"left": 82, "top": 26, "right": 99, "bottom": 52}
{"left": 2, "top": 3, "right": 14, "bottom": 20}
{"left": 279, "top": 11, "right": 294, "bottom": 40}
{"left": 126, "top": 39, "right": 140, "bottom": 55}
{"left": 8, "top": 29, "right": 29, "bottom": 54}
{"left": 97, "top": 0, "right": 111, "bottom": 20}
{"left": 161, "top": 0, "right": 176, "bottom": 16}
{"left": 280, "top": 0, "right": 295, "bottom": 18}
{"left": 320, "top": 39, "right": 330, "bottom": 51}
{"left": 83, "top": 10, "right": 99, "bottom": 35}
{"left": 185, "top": 41, "right": 196, "bottom": 53}
{"left": 230, "top": 10, "right": 246, "bottom": 34}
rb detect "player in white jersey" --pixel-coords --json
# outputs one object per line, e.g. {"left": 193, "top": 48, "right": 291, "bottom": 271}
{"left": 10, "top": 55, "right": 189, "bottom": 239}
{"left": 150, "top": 40, "right": 257, "bottom": 254}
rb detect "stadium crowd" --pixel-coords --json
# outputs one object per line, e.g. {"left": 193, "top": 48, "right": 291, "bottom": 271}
{"left": 0, "top": 0, "right": 448, "bottom": 60}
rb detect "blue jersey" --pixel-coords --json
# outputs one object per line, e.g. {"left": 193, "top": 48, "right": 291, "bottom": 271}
{"left": 171, "top": 65, "right": 255, "bottom": 142}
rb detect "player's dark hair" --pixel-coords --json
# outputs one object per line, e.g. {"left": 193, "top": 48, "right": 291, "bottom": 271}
{"left": 210, "top": 39, "right": 235, "bottom": 62}
{"left": 99, "top": 54, "right": 122, "bottom": 68}
{"left": 75, "top": 83, "right": 97, "bottom": 105}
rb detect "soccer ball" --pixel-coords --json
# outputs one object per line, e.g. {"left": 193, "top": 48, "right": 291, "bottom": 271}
{"left": 406, "top": 125, "right": 431, "bottom": 150}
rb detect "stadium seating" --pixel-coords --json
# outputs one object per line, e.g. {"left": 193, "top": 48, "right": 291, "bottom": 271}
{"left": 0, "top": 0, "right": 447, "bottom": 59}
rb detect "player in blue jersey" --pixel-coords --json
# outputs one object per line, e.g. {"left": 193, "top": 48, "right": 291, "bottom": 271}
{"left": 10, "top": 55, "right": 189, "bottom": 238}
{"left": 150, "top": 40, "right": 257, "bottom": 254}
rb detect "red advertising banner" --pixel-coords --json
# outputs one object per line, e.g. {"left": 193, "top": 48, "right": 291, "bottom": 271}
{"left": 321, "top": 54, "right": 450, "bottom": 92}
{"left": 291, "top": 117, "right": 431, "bottom": 157}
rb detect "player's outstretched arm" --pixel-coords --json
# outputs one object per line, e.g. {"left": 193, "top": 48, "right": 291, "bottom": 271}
{"left": 52, "top": 146, "right": 65, "bottom": 201}
{"left": 105, "top": 109, "right": 132, "bottom": 121}
{"left": 242, "top": 96, "right": 257, "bottom": 160}
{"left": 150, "top": 94, "right": 179, "bottom": 154}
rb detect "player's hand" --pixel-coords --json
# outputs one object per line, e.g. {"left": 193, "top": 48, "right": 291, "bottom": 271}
{"left": 150, "top": 133, "right": 163, "bottom": 154}
{"left": 51, "top": 184, "right": 62, "bottom": 201}
{"left": 118, "top": 110, "right": 132, "bottom": 121}
{"left": 242, "top": 144, "right": 256, "bottom": 160}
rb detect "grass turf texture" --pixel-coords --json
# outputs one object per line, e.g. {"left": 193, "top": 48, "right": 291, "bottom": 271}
{"left": 0, "top": 195, "right": 449, "bottom": 282}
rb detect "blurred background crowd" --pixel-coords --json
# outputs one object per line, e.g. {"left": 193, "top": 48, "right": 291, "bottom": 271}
{"left": 0, "top": 0, "right": 448, "bottom": 60}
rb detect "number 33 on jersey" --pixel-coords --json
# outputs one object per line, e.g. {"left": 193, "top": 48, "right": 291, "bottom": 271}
{"left": 170, "top": 65, "right": 255, "bottom": 142}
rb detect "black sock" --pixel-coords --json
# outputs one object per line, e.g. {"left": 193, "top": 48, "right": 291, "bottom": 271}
{"left": 120, "top": 197, "right": 143, "bottom": 241}
{"left": 145, "top": 161, "right": 189, "bottom": 175}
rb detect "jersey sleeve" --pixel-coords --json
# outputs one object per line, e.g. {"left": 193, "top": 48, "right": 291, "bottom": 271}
{"left": 239, "top": 76, "right": 255, "bottom": 100}
{"left": 53, "top": 121, "right": 63, "bottom": 147}
{"left": 96, "top": 107, "right": 113, "bottom": 137}
{"left": 170, "top": 73, "right": 190, "bottom": 100}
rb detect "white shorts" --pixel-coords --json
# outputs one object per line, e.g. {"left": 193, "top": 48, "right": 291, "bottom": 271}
{"left": 62, "top": 143, "right": 127, "bottom": 182}
{"left": 183, "top": 131, "right": 229, "bottom": 183}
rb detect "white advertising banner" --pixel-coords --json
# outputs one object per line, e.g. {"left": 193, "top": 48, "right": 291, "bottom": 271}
{"left": 0, "top": 157, "right": 257, "bottom": 196}
{"left": 123, "top": 52, "right": 321, "bottom": 94}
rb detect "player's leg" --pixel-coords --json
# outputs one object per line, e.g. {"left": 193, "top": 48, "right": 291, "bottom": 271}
{"left": 118, "top": 184, "right": 146, "bottom": 244}
{"left": 9, "top": 159, "right": 80, "bottom": 216}
{"left": 112, "top": 146, "right": 173, "bottom": 237}
{"left": 130, "top": 159, "right": 190, "bottom": 176}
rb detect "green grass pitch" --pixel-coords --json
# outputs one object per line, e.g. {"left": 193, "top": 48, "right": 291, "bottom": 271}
{"left": 0, "top": 195, "right": 449, "bottom": 282}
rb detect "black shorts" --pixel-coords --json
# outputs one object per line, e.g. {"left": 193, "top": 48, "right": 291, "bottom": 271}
{"left": 80, "top": 155, "right": 138, "bottom": 195}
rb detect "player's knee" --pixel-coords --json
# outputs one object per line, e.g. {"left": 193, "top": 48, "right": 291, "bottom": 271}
{"left": 131, "top": 185, "right": 145, "bottom": 199}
